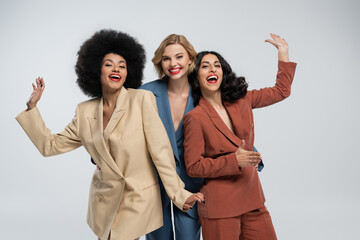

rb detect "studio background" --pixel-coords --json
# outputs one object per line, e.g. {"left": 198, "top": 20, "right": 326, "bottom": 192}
{"left": 1, "top": 0, "right": 359, "bottom": 239}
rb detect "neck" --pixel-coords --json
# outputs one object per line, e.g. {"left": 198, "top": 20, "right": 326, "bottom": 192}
{"left": 202, "top": 90, "right": 223, "bottom": 110}
{"left": 167, "top": 75, "right": 190, "bottom": 95}
{"left": 102, "top": 88, "right": 121, "bottom": 108}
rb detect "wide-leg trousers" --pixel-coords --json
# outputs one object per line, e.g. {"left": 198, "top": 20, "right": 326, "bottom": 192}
{"left": 200, "top": 206, "right": 277, "bottom": 240}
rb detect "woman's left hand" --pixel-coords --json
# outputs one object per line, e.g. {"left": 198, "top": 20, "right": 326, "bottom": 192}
{"left": 183, "top": 192, "right": 204, "bottom": 211}
{"left": 265, "top": 33, "right": 289, "bottom": 62}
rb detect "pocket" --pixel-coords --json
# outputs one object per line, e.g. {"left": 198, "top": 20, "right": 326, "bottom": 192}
{"left": 91, "top": 169, "right": 103, "bottom": 188}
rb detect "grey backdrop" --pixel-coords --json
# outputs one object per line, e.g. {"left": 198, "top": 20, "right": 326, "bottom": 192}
{"left": 1, "top": 0, "right": 359, "bottom": 239}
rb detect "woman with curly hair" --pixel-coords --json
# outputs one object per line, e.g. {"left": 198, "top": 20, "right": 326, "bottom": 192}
{"left": 16, "top": 29, "right": 203, "bottom": 240}
{"left": 183, "top": 34, "right": 297, "bottom": 240}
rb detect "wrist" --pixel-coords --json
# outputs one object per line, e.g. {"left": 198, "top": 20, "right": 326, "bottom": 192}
{"left": 278, "top": 51, "right": 289, "bottom": 62}
{"left": 26, "top": 102, "right": 35, "bottom": 111}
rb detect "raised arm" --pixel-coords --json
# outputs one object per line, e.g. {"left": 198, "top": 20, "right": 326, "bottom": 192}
{"left": 249, "top": 34, "right": 297, "bottom": 109}
{"left": 16, "top": 78, "right": 82, "bottom": 157}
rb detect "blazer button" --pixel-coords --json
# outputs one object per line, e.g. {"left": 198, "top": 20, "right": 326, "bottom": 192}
{"left": 120, "top": 179, "right": 125, "bottom": 184}
{"left": 130, "top": 198, "right": 134, "bottom": 202}
{"left": 251, "top": 123, "right": 254, "bottom": 128}
{"left": 219, "top": 147, "right": 224, "bottom": 152}
{"left": 99, "top": 195, "right": 104, "bottom": 201}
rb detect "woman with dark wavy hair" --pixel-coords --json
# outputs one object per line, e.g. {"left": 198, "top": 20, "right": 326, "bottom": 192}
{"left": 183, "top": 34, "right": 297, "bottom": 240}
{"left": 16, "top": 29, "right": 203, "bottom": 240}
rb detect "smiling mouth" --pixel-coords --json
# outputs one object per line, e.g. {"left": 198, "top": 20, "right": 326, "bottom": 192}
{"left": 109, "top": 74, "right": 121, "bottom": 82}
{"left": 206, "top": 74, "right": 218, "bottom": 83}
{"left": 169, "top": 67, "right": 181, "bottom": 75}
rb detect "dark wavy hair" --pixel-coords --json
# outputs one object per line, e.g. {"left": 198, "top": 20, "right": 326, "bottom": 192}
{"left": 189, "top": 51, "right": 248, "bottom": 105}
{"left": 75, "top": 29, "right": 146, "bottom": 97}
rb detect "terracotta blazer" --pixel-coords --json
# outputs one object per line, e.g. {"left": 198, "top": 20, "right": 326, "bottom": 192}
{"left": 16, "top": 88, "right": 192, "bottom": 240}
{"left": 183, "top": 61, "right": 297, "bottom": 219}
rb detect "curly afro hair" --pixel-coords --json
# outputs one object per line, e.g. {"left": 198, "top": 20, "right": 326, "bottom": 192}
{"left": 75, "top": 29, "right": 146, "bottom": 98}
{"left": 189, "top": 51, "right": 248, "bottom": 105}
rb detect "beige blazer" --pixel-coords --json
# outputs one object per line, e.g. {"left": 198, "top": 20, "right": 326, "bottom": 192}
{"left": 16, "top": 87, "right": 192, "bottom": 240}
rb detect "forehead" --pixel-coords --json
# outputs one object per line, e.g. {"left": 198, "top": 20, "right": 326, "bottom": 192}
{"left": 163, "top": 43, "right": 188, "bottom": 55}
{"left": 201, "top": 54, "right": 220, "bottom": 63}
{"left": 102, "top": 53, "right": 126, "bottom": 62}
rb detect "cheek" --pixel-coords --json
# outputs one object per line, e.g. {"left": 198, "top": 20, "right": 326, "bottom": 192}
{"left": 123, "top": 69, "right": 128, "bottom": 78}
{"left": 198, "top": 77, "right": 207, "bottom": 88}
{"left": 161, "top": 61, "right": 168, "bottom": 71}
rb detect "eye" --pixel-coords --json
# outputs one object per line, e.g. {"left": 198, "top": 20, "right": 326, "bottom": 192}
{"left": 215, "top": 64, "right": 221, "bottom": 68}
{"left": 176, "top": 55, "right": 183, "bottom": 59}
{"left": 162, "top": 57, "right": 170, "bottom": 61}
{"left": 119, "top": 65, "right": 126, "bottom": 69}
{"left": 201, "top": 64, "right": 209, "bottom": 69}
{"left": 105, "top": 63, "right": 112, "bottom": 67}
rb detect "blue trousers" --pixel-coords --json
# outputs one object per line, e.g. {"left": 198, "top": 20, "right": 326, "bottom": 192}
{"left": 146, "top": 185, "right": 201, "bottom": 240}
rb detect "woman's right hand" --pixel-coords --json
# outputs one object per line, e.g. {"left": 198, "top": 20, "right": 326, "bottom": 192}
{"left": 183, "top": 192, "right": 205, "bottom": 211}
{"left": 235, "top": 140, "right": 262, "bottom": 168}
{"left": 26, "top": 77, "right": 45, "bottom": 110}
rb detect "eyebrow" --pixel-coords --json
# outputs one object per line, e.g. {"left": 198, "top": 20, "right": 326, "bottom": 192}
{"left": 201, "top": 60, "right": 220, "bottom": 64}
{"left": 162, "top": 52, "right": 184, "bottom": 58}
{"left": 103, "top": 59, "right": 126, "bottom": 64}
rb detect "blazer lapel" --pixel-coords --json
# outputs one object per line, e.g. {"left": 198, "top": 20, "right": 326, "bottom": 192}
{"left": 199, "top": 97, "right": 242, "bottom": 147}
{"left": 153, "top": 80, "right": 180, "bottom": 161}
{"left": 88, "top": 96, "right": 124, "bottom": 177}
{"left": 175, "top": 86, "right": 195, "bottom": 143}
{"left": 103, "top": 87, "right": 128, "bottom": 143}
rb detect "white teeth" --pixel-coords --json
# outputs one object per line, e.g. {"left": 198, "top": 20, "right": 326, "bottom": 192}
{"left": 170, "top": 68, "right": 180, "bottom": 72}
{"left": 207, "top": 76, "right": 218, "bottom": 80}
{"left": 110, "top": 75, "right": 120, "bottom": 79}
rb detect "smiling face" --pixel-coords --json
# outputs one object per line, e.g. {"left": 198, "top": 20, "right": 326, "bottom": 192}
{"left": 197, "top": 54, "right": 223, "bottom": 96}
{"left": 100, "top": 53, "right": 127, "bottom": 94}
{"left": 161, "top": 44, "right": 192, "bottom": 80}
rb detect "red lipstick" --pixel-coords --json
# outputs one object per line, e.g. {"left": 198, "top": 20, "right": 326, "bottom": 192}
{"left": 109, "top": 74, "right": 121, "bottom": 82}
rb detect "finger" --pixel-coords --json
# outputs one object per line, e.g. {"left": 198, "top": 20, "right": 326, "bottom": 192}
{"left": 264, "top": 39, "right": 279, "bottom": 48}
{"left": 39, "top": 77, "right": 45, "bottom": 89}
{"left": 197, "top": 192, "right": 204, "bottom": 202}
{"left": 183, "top": 204, "right": 192, "bottom": 210}
{"left": 192, "top": 195, "right": 203, "bottom": 203}
{"left": 249, "top": 159, "right": 260, "bottom": 164}
{"left": 271, "top": 33, "right": 280, "bottom": 40}
{"left": 32, "top": 83, "right": 36, "bottom": 91}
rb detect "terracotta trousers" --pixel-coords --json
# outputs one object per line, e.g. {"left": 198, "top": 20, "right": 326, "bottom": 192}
{"left": 200, "top": 206, "right": 277, "bottom": 240}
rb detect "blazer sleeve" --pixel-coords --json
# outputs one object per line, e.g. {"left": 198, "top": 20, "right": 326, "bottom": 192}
{"left": 183, "top": 114, "right": 241, "bottom": 178}
{"left": 16, "top": 106, "right": 82, "bottom": 157}
{"left": 141, "top": 91, "right": 192, "bottom": 211}
{"left": 249, "top": 61, "right": 297, "bottom": 108}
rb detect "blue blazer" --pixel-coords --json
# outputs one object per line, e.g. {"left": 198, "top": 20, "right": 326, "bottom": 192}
{"left": 140, "top": 78, "right": 203, "bottom": 219}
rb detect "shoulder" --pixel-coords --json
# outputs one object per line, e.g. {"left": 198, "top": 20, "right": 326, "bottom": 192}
{"left": 77, "top": 98, "right": 99, "bottom": 110}
{"left": 127, "top": 88, "right": 154, "bottom": 97}
{"left": 139, "top": 79, "right": 163, "bottom": 92}
{"left": 126, "top": 88, "right": 157, "bottom": 108}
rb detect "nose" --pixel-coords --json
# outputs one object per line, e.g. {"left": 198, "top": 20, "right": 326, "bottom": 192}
{"left": 112, "top": 65, "right": 120, "bottom": 72}
{"left": 210, "top": 65, "right": 216, "bottom": 73}
{"left": 170, "top": 58, "right": 177, "bottom": 67}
